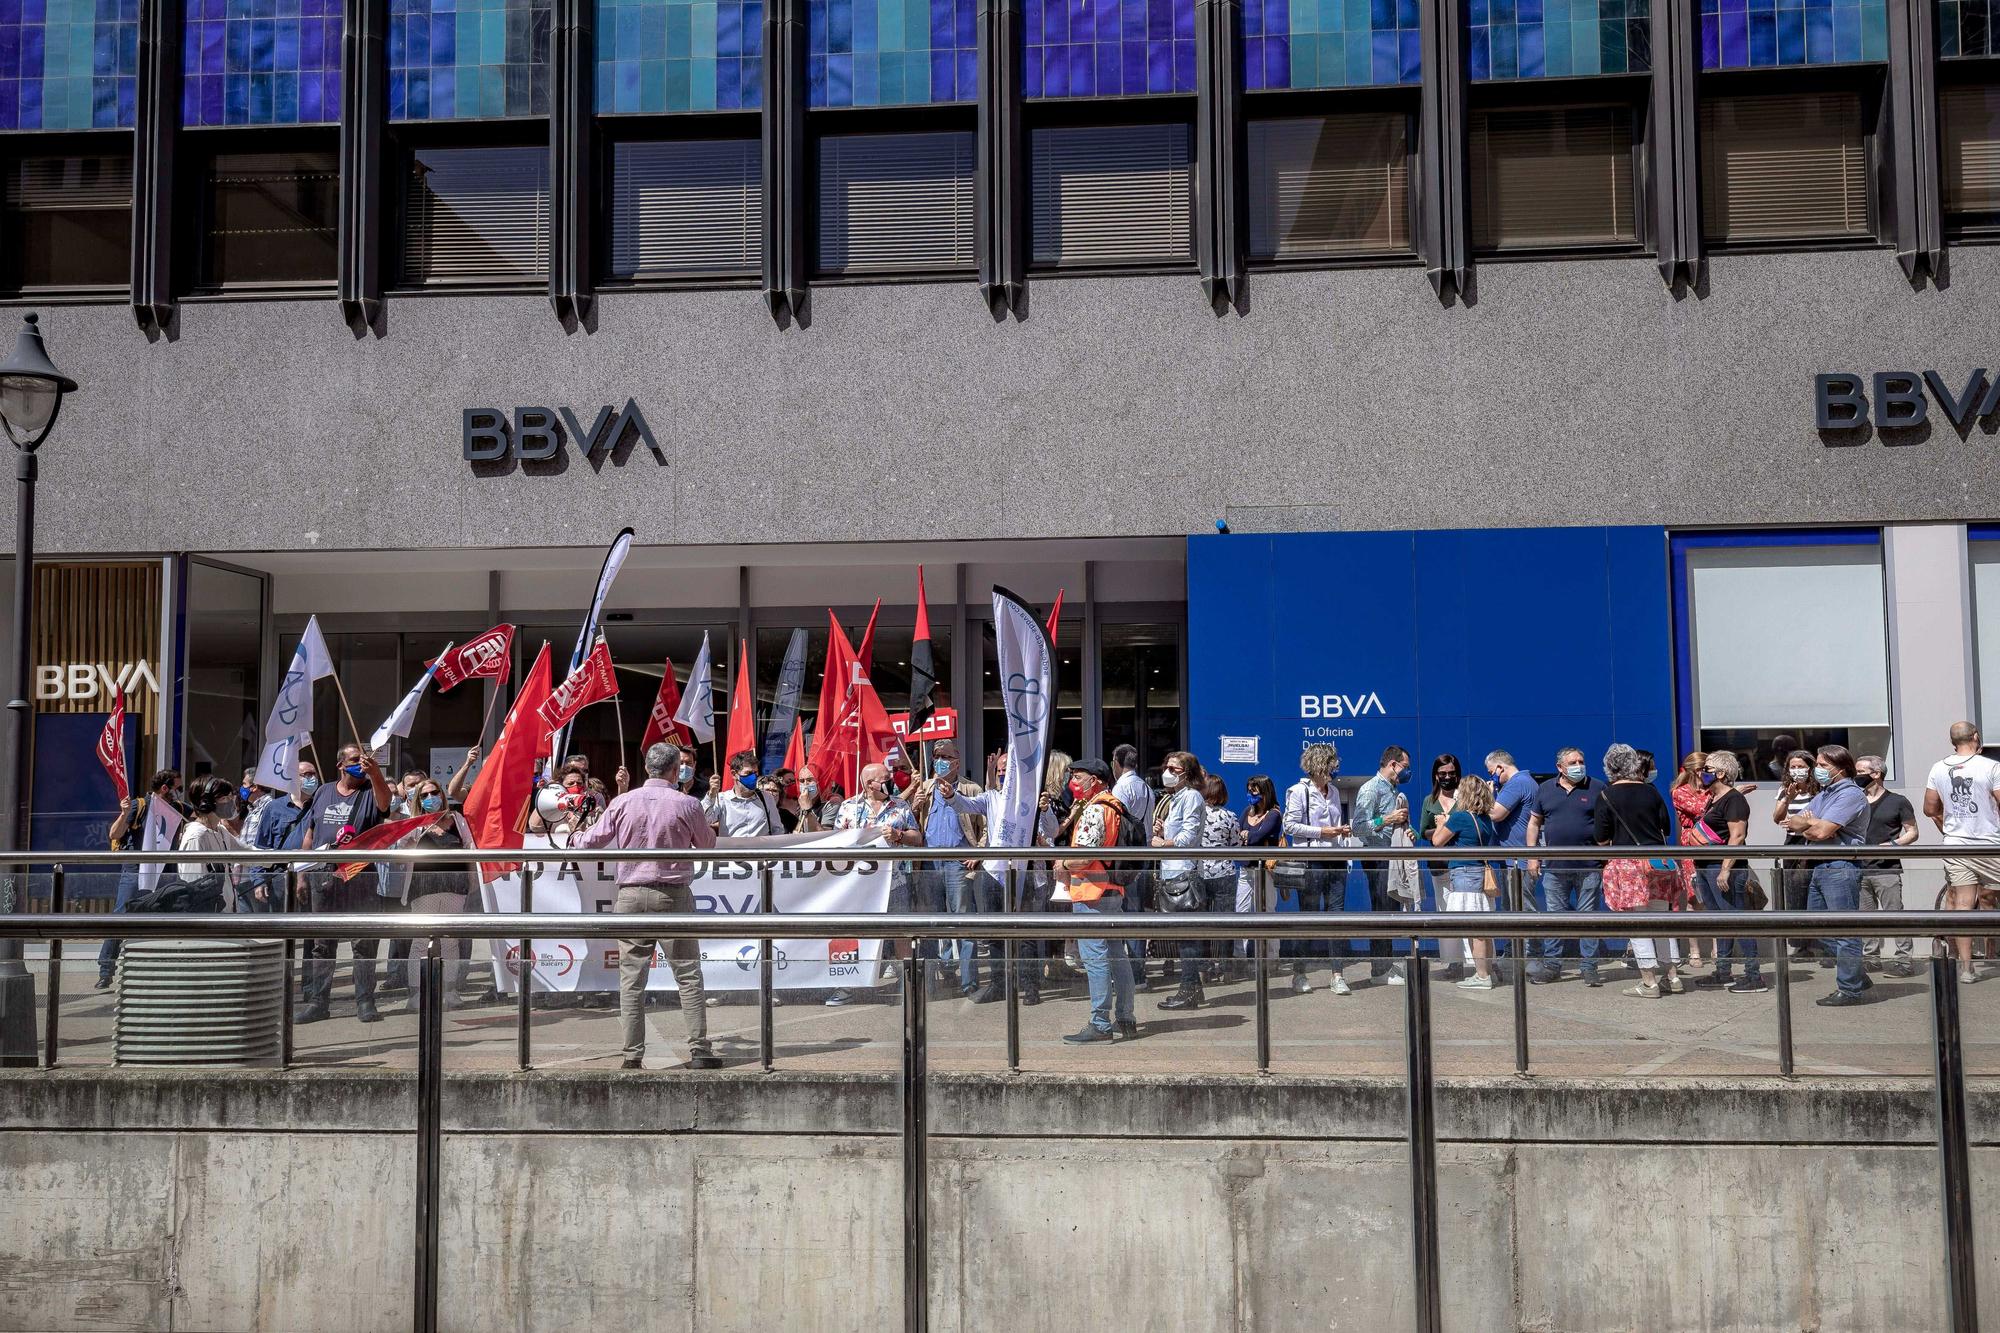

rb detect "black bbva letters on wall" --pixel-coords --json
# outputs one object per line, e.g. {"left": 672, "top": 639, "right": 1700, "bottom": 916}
{"left": 461, "top": 399, "right": 666, "bottom": 465}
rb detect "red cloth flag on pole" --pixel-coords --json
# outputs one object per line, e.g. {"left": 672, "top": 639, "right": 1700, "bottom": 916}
{"left": 724, "top": 638, "right": 757, "bottom": 761}
{"left": 820, "top": 620, "right": 901, "bottom": 787}
{"left": 537, "top": 639, "right": 619, "bottom": 733}
{"left": 334, "top": 811, "right": 450, "bottom": 881}
{"left": 433, "top": 624, "right": 515, "bottom": 691}
{"left": 908, "top": 568, "right": 938, "bottom": 734}
{"left": 96, "top": 687, "right": 129, "bottom": 806}
{"left": 1045, "top": 589, "right": 1065, "bottom": 643}
{"left": 464, "top": 642, "right": 554, "bottom": 881}
{"left": 639, "top": 657, "right": 693, "bottom": 751}
{"left": 782, "top": 715, "right": 804, "bottom": 776}
{"left": 807, "top": 610, "right": 854, "bottom": 790}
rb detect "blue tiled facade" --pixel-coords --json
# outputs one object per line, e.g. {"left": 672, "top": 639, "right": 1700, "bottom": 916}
{"left": 1025, "top": 0, "right": 1195, "bottom": 96}
{"left": 598, "top": 0, "right": 762, "bottom": 111}
{"left": 1472, "top": 0, "right": 1649, "bottom": 76}
{"left": 0, "top": 0, "right": 140, "bottom": 130}
{"left": 1244, "top": 0, "right": 1420, "bottom": 89}
{"left": 1699, "top": 0, "right": 1885, "bottom": 66}
{"left": 807, "top": 0, "right": 973, "bottom": 104}
{"left": 390, "top": 0, "right": 552, "bottom": 119}
{"left": 1940, "top": 0, "right": 1995, "bottom": 56}
{"left": 182, "top": 0, "right": 342, "bottom": 125}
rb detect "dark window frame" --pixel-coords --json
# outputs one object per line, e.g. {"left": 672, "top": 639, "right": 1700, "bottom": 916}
{"left": 1940, "top": 58, "right": 2000, "bottom": 241}
{"left": 1242, "top": 86, "right": 1422, "bottom": 272}
{"left": 1466, "top": 74, "right": 1648, "bottom": 261}
{"left": 594, "top": 111, "right": 764, "bottom": 291}
{"left": 1024, "top": 93, "right": 1199, "bottom": 276}
{"left": 808, "top": 102, "right": 978, "bottom": 286}
{"left": 178, "top": 124, "right": 342, "bottom": 299}
{"left": 387, "top": 116, "right": 553, "bottom": 297}
{"left": 1696, "top": 64, "right": 1888, "bottom": 254}
{"left": 0, "top": 129, "right": 136, "bottom": 303}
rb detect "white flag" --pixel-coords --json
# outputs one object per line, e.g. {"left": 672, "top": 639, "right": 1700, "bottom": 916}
{"left": 137, "top": 792, "right": 184, "bottom": 900}
{"left": 253, "top": 615, "right": 336, "bottom": 797}
{"left": 990, "top": 587, "right": 1055, "bottom": 855}
{"left": 369, "top": 647, "right": 449, "bottom": 760}
{"left": 672, "top": 631, "right": 716, "bottom": 744}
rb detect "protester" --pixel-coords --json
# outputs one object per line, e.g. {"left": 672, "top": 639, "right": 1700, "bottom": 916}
{"left": 1281, "top": 743, "right": 1348, "bottom": 994}
{"left": 942, "top": 751, "right": 1056, "bottom": 1004}
{"left": 568, "top": 741, "right": 720, "bottom": 1070}
{"left": 1855, "top": 754, "right": 1918, "bottom": 977}
{"left": 829, "top": 762, "right": 922, "bottom": 1006}
{"left": 1596, "top": 743, "right": 1681, "bottom": 999}
{"left": 1429, "top": 773, "right": 1498, "bottom": 988}
{"left": 244, "top": 758, "right": 318, "bottom": 914}
{"left": 1159, "top": 774, "right": 1242, "bottom": 1010}
{"left": 390, "top": 776, "right": 479, "bottom": 1011}
{"left": 96, "top": 769, "right": 183, "bottom": 988}
{"left": 1351, "top": 746, "right": 1412, "bottom": 986}
{"left": 1688, "top": 751, "right": 1767, "bottom": 992}
{"left": 297, "top": 743, "right": 396, "bottom": 1024}
{"left": 705, "top": 749, "right": 784, "bottom": 836}
{"left": 1524, "top": 747, "right": 1605, "bottom": 987}
{"left": 902, "top": 741, "right": 983, "bottom": 993}
{"left": 1785, "top": 744, "right": 1873, "bottom": 1006}
{"left": 1670, "top": 750, "right": 1712, "bottom": 969}
{"left": 1110, "top": 744, "right": 1155, "bottom": 981}
{"left": 793, "top": 764, "right": 839, "bottom": 831}
{"left": 176, "top": 776, "right": 250, "bottom": 908}
{"left": 1924, "top": 722, "right": 2000, "bottom": 984}
{"left": 1774, "top": 750, "right": 1823, "bottom": 959}
{"left": 1149, "top": 750, "right": 1206, "bottom": 990}
{"left": 1055, "top": 758, "right": 1138, "bottom": 1043}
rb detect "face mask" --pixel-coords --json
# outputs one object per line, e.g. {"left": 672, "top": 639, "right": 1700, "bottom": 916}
{"left": 1068, "top": 776, "right": 1090, "bottom": 799}
{"left": 215, "top": 799, "right": 237, "bottom": 820}
{"left": 300, "top": 777, "right": 320, "bottom": 796}
{"left": 736, "top": 772, "right": 757, "bottom": 791}
{"left": 1789, "top": 768, "right": 1810, "bottom": 782}
{"left": 1701, "top": 771, "right": 1720, "bottom": 786}
{"left": 1858, "top": 774, "right": 1878, "bottom": 788}
{"left": 1393, "top": 768, "right": 1410, "bottom": 785}
{"left": 237, "top": 785, "right": 252, "bottom": 803}
{"left": 678, "top": 764, "right": 693, "bottom": 784}
{"left": 1439, "top": 776, "right": 1459, "bottom": 793}
{"left": 420, "top": 794, "right": 443, "bottom": 814}
{"left": 890, "top": 769, "right": 912, "bottom": 792}
{"left": 934, "top": 758, "right": 952, "bottom": 779}
{"left": 342, "top": 763, "right": 365, "bottom": 780}
{"left": 1564, "top": 764, "right": 1586, "bottom": 783}
{"left": 802, "top": 781, "right": 818, "bottom": 799}
{"left": 1813, "top": 766, "right": 1834, "bottom": 785}
{"left": 1162, "top": 770, "right": 1183, "bottom": 790}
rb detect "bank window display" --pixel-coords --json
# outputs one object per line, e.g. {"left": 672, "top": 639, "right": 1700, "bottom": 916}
{"left": 1698, "top": 91, "right": 1872, "bottom": 245}
{"left": 399, "top": 141, "right": 551, "bottom": 286}
{"left": 1469, "top": 103, "right": 1638, "bottom": 252}
{"left": 1673, "top": 533, "right": 1892, "bottom": 781}
{"left": 194, "top": 143, "right": 340, "bottom": 287}
{"left": 815, "top": 130, "right": 975, "bottom": 275}
{"left": 0, "top": 150, "right": 132, "bottom": 292}
{"left": 606, "top": 137, "right": 761, "bottom": 280}
{"left": 1245, "top": 113, "right": 1412, "bottom": 260}
{"left": 1942, "top": 81, "right": 2000, "bottom": 233}
{"left": 1029, "top": 121, "right": 1193, "bottom": 269}
{"left": 1099, "top": 622, "right": 1181, "bottom": 777}
{"left": 183, "top": 561, "right": 264, "bottom": 783}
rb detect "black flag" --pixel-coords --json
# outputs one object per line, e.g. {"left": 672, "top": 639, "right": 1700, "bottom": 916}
{"left": 909, "top": 565, "right": 938, "bottom": 732}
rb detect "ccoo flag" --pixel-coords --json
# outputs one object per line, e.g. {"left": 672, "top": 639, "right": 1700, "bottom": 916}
{"left": 253, "top": 615, "right": 335, "bottom": 798}
{"left": 990, "top": 586, "right": 1055, "bottom": 855}
{"left": 639, "top": 657, "right": 694, "bottom": 752}
{"left": 673, "top": 632, "right": 717, "bottom": 744}
{"left": 538, "top": 639, "right": 620, "bottom": 733}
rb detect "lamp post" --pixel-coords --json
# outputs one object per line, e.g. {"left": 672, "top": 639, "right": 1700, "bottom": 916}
{"left": 0, "top": 313, "right": 77, "bottom": 1067}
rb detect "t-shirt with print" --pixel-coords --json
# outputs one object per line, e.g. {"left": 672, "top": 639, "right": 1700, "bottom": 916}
{"left": 1927, "top": 753, "right": 2000, "bottom": 844}
{"left": 304, "top": 781, "right": 386, "bottom": 893}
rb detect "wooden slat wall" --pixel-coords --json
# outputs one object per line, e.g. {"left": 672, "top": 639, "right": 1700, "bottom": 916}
{"left": 33, "top": 560, "right": 164, "bottom": 757}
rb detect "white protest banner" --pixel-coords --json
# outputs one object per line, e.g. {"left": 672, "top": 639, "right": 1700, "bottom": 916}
{"left": 480, "top": 827, "right": 894, "bottom": 993}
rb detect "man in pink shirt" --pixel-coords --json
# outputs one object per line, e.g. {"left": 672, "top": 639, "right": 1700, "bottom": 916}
{"left": 571, "top": 741, "right": 721, "bottom": 1069}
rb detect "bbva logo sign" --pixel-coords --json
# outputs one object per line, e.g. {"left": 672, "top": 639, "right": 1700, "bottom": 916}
{"left": 1300, "top": 692, "right": 1387, "bottom": 719}
{"left": 462, "top": 399, "right": 664, "bottom": 464}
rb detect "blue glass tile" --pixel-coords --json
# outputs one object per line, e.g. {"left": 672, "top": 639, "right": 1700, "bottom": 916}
{"left": 798, "top": 0, "right": 970, "bottom": 102}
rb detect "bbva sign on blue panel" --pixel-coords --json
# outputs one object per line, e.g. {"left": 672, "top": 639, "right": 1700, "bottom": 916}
{"left": 1187, "top": 527, "right": 1677, "bottom": 782}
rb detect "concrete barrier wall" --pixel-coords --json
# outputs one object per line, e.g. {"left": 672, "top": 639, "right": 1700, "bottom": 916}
{"left": 0, "top": 1071, "right": 1987, "bottom": 1332}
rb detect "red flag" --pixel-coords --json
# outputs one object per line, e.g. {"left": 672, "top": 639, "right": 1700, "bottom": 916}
{"left": 1045, "top": 589, "right": 1065, "bottom": 643}
{"left": 909, "top": 568, "right": 938, "bottom": 733}
{"left": 821, "top": 621, "right": 901, "bottom": 786}
{"left": 537, "top": 639, "right": 619, "bottom": 733}
{"left": 807, "top": 610, "right": 854, "bottom": 788}
{"left": 334, "top": 811, "right": 449, "bottom": 881}
{"left": 856, "top": 598, "right": 882, "bottom": 671}
{"left": 782, "top": 716, "right": 804, "bottom": 775}
{"left": 723, "top": 638, "right": 757, "bottom": 762}
{"left": 464, "top": 642, "right": 554, "bottom": 881}
{"left": 96, "top": 687, "right": 129, "bottom": 806}
{"left": 639, "top": 657, "right": 693, "bottom": 751}
{"left": 433, "top": 624, "right": 515, "bottom": 691}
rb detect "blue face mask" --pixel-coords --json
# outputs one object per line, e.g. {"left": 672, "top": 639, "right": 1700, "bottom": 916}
{"left": 737, "top": 772, "right": 757, "bottom": 791}
{"left": 678, "top": 764, "right": 694, "bottom": 784}
{"left": 419, "top": 794, "right": 443, "bottom": 814}
{"left": 237, "top": 785, "right": 252, "bottom": 803}
{"left": 1699, "top": 771, "right": 1717, "bottom": 787}
{"left": 1393, "top": 768, "right": 1409, "bottom": 785}
{"left": 300, "top": 776, "right": 320, "bottom": 796}
{"left": 343, "top": 763, "right": 365, "bottom": 780}
{"left": 934, "top": 759, "right": 952, "bottom": 778}
{"left": 1813, "top": 766, "right": 1834, "bottom": 786}
{"left": 1564, "top": 764, "right": 1586, "bottom": 783}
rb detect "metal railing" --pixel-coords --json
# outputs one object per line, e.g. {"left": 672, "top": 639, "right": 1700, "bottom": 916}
{"left": 0, "top": 844, "right": 1992, "bottom": 1333}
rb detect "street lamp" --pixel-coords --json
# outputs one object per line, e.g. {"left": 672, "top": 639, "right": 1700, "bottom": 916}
{"left": 0, "top": 312, "right": 76, "bottom": 1068}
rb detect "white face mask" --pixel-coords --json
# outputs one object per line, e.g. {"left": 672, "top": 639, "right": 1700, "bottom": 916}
{"left": 1162, "top": 769, "right": 1182, "bottom": 790}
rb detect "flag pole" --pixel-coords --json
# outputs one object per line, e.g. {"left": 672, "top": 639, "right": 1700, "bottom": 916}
{"left": 612, "top": 688, "right": 627, "bottom": 778}
{"left": 327, "top": 668, "right": 366, "bottom": 755}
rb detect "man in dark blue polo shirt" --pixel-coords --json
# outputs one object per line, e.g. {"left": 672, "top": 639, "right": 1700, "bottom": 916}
{"left": 1524, "top": 746, "right": 1605, "bottom": 986}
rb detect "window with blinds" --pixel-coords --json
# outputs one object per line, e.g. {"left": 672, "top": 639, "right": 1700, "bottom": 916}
{"left": 1469, "top": 105, "right": 1636, "bottom": 252}
{"left": 1030, "top": 123, "right": 1193, "bottom": 269}
{"left": 0, "top": 153, "right": 132, "bottom": 291}
{"left": 608, "top": 139, "right": 761, "bottom": 281}
{"left": 1700, "top": 92, "right": 1871, "bottom": 244}
{"left": 816, "top": 131, "right": 976, "bottom": 276}
{"left": 1247, "top": 114, "right": 1410, "bottom": 260}
{"left": 401, "top": 144, "right": 550, "bottom": 287}
{"left": 198, "top": 149, "right": 339, "bottom": 288}
{"left": 1943, "top": 83, "right": 2000, "bottom": 230}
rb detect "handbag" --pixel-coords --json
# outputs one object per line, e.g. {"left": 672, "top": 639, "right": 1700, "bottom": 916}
{"left": 1473, "top": 818, "right": 1503, "bottom": 899}
{"left": 129, "top": 868, "right": 227, "bottom": 914}
{"left": 1387, "top": 828, "right": 1423, "bottom": 904}
{"left": 1155, "top": 872, "right": 1204, "bottom": 913}
{"left": 1744, "top": 869, "right": 1769, "bottom": 911}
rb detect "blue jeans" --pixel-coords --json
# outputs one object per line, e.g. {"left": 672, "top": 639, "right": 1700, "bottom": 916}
{"left": 1280, "top": 866, "right": 1340, "bottom": 962}
{"left": 914, "top": 861, "right": 969, "bottom": 976}
{"left": 1808, "top": 860, "right": 1865, "bottom": 996}
{"left": 1074, "top": 897, "right": 1134, "bottom": 1032}
{"left": 961, "top": 868, "right": 1005, "bottom": 991}
{"left": 1694, "top": 865, "right": 1762, "bottom": 978}
{"left": 1537, "top": 867, "right": 1603, "bottom": 970}
{"left": 95, "top": 862, "right": 142, "bottom": 981}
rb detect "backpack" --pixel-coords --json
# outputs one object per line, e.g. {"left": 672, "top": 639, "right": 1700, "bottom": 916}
{"left": 1106, "top": 796, "right": 1150, "bottom": 890}
{"left": 128, "top": 870, "right": 228, "bottom": 914}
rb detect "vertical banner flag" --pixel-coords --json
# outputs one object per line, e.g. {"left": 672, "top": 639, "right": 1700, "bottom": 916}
{"left": 991, "top": 586, "right": 1055, "bottom": 853}
{"left": 432, "top": 624, "right": 515, "bottom": 691}
{"left": 761, "top": 628, "right": 809, "bottom": 772}
{"left": 553, "top": 528, "right": 636, "bottom": 760}
{"left": 724, "top": 638, "right": 757, "bottom": 761}
{"left": 369, "top": 646, "right": 450, "bottom": 760}
{"left": 96, "top": 687, "right": 130, "bottom": 806}
{"left": 253, "top": 615, "right": 336, "bottom": 797}
{"left": 464, "top": 642, "right": 555, "bottom": 879}
{"left": 674, "top": 632, "right": 717, "bottom": 744}
{"left": 138, "top": 791, "right": 184, "bottom": 899}
{"left": 639, "top": 657, "right": 693, "bottom": 752}
{"left": 538, "top": 639, "right": 620, "bottom": 732}
{"left": 908, "top": 567, "right": 937, "bottom": 734}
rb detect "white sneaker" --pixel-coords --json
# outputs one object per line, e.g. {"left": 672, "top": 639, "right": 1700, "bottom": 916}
{"left": 1457, "top": 974, "right": 1495, "bottom": 990}
{"left": 1331, "top": 973, "right": 1352, "bottom": 996}
{"left": 1385, "top": 969, "right": 1407, "bottom": 987}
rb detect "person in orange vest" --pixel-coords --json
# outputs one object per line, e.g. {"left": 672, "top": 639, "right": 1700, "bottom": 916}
{"left": 1057, "top": 758, "right": 1139, "bottom": 1044}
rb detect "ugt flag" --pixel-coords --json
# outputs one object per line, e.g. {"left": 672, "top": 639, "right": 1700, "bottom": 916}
{"left": 990, "top": 587, "right": 1054, "bottom": 853}
{"left": 433, "top": 624, "right": 514, "bottom": 691}
{"left": 253, "top": 616, "right": 334, "bottom": 797}
{"left": 538, "top": 640, "right": 619, "bottom": 733}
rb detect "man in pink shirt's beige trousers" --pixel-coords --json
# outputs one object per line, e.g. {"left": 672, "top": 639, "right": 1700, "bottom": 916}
{"left": 571, "top": 742, "right": 721, "bottom": 1070}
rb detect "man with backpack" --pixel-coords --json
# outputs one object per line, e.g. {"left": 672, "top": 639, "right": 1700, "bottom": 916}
{"left": 1055, "top": 758, "right": 1140, "bottom": 1044}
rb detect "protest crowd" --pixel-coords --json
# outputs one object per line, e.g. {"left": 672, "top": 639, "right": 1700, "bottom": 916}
{"left": 85, "top": 541, "right": 2000, "bottom": 1069}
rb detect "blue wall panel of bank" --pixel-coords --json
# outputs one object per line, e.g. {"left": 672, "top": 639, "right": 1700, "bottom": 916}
{"left": 1188, "top": 526, "right": 1676, "bottom": 788}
